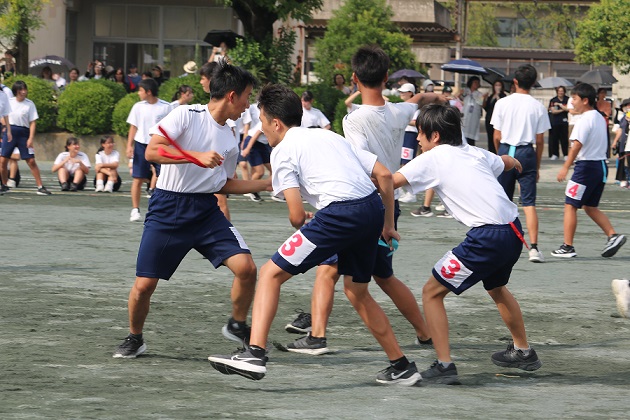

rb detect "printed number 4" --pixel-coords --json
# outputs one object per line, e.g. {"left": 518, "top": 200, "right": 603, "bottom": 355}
{"left": 441, "top": 259, "right": 461, "bottom": 279}
{"left": 567, "top": 183, "right": 579, "bottom": 198}
{"left": 281, "top": 233, "right": 303, "bottom": 257}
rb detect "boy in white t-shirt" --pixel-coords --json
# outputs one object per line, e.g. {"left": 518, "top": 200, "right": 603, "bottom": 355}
{"left": 300, "top": 90, "right": 331, "bottom": 129}
{"left": 113, "top": 61, "right": 269, "bottom": 359}
{"left": 209, "top": 83, "right": 422, "bottom": 386}
{"left": 126, "top": 78, "right": 172, "bottom": 221}
{"left": 552, "top": 83, "right": 626, "bottom": 259}
{"left": 394, "top": 103, "right": 542, "bottom": 384}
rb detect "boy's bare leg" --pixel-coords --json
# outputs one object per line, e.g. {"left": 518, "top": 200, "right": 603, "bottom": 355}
{"left": 422, "top": 276, "right": 452, "bottom": 362}
{"left": 522, "top": 205, "right": 539, "bottom": 245}
{"left": 311, "top": 264, "right": 340, "bottom": 337}
{"left": 583, "top": 205, "right": 616, "bottom": 237}
{"left": 562, "top": 204, "right": 579, "bottom": 245}
{"left": 486, "top": 285, "right": 529, "bottom": 349}
{"left": 128, "top": 277, "right": 159, "bottom": 334}
{"left": 223, "top": 253, "right": 258, "bottom": 323}
{"left": 343, "top": 277, "right": 403, "bottom": 360}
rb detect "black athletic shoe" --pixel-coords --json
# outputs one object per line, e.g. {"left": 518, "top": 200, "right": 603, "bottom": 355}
{"left": 208, "top": 348, "right": 268, "bottom": 380}
{"left": 491, "top": 342, "right": 542, "bottom": 371}
{"left": 222, "top": 319, "right": 251, "bottom": 347}
{"left": 602, "top": 234, "right": 626, "bottom": 258}
{"left": 112, "top": 334, "right": 147, "bottom": 359}
{"left": 1, "top": 184, "right": 11, "bottom": 193}
{"left": 285, "top": 310, "right": 311, "bottom": 334}
{"left": 550, "top": 244, "right": 577, "bottom": 258}
{"left": 60, "top": 182, "right": 70, "bottom": 191}
{"left": 286, "top": 334, "right": 330, "bottom": 355}
{"left": 37, "top": 186, "right": 52, "bottom": 196}
{"left": 420, "top": 360, "right": 460, "bottom": 385}
{"left": 376, "top": 361, "right": 422, "bottom": 386}
{"left": 69, "top": 183, "right": 78, "bottom": 192}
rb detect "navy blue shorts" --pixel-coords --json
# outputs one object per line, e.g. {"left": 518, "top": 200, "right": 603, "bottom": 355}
{"left": 271, "top": 191, "right": 383, "bottom": 283}
{"left": 565, "top": 160, "right": 607, "bottom": 208}
{"left": 136, "top": 189, "right": 251, "bottom": 280}
{"left": 245, "top": 137, "right": 272, "bottom": 167}
{"left": 1, "top": 126, "right": 34, "bottom": 159}
{"left": 400, "top": 131, "right": 418, "bottom": 165}
{"left": 432, "top": 218, "right": 524, "bottom": 295}
{"left": 319, "top": 200, "right": 400, "bottom": 279}
{"left": 133, "top": 141, "right": 160, "bottom": 180}
{"left": 497, "top": 144, "right": 537, "bottom": 206}
{"left": 237, "top": 134, "right": 247, "bottom": 163}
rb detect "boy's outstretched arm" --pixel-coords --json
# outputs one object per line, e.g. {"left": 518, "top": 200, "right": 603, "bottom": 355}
{"left": 371, "top": 161, "right": 400, "bottom": 245}
{"left": 283, "top": 187, "right": 310, "bottom": 229}
{"left": 392, "top": 172, "right": 409, "bottom": 190}
{"left": 219, "top": 177, "right": 271, "bottom": 194}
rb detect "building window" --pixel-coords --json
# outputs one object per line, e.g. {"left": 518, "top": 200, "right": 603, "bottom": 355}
{"left": 94, "top": 4, "right": 126, "bottom": 38}
{"left": 127, "top": 6, "right": 159, "bottom": 39}
{"left": 164, "top": 7, "right": 197, "bottom": 40}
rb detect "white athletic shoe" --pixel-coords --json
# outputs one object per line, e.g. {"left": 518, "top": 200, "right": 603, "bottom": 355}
{"left": 95, "top": 184, "right": 104, "bottom": 192}
{"left": 398, "top": 191, "right": 417, "bottom": 203}
{"left": 612, "top": 279, "right": 630, "bottom": 318}
{"left": 104, "top": 181, "right": 114, "bottom": 193}
{"left": 528, "top": 248, "right": 545, "bottom": 263}
{"left": 130, "top": 208, "right": 142, "bottom": 222}
{"left": 435, "top": 203, "right": 445, "bottom": 212}
{"left": 7, "top": 179, "right": 16, "bottom": 188}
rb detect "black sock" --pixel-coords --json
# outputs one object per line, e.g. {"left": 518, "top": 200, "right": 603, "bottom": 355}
{"left": 229, "top": 317, "right": 247, "bottom": 330}
{"left": 389, "top": 356, "right": 409, "bottom": 371}
{"left": 130, "top": 333, "right": 143, "bottom": 341}
{"left": 249, "top": 345, "right": 265, "bottom": 358}
{"left": 530, "top": 243, "right": 538, "bottom": 250}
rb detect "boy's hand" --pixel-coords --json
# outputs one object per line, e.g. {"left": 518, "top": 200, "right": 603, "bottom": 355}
{"left": 381, "top": 226, "right": 400, "bottom": 250}
{"left": 557, "top": 166, "right": 569, "bottom": 182}
{"left": 197, "top": 151, "right": 224, "bottom": 168}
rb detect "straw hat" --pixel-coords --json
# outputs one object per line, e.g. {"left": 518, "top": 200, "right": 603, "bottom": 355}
{"left": 183, "top": 61, "right": 198, "bottom": 74}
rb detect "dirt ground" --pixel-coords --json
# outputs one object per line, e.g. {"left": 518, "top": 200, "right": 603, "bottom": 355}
{"left": 1, "top": 162, "right": 630, "bottom": 419}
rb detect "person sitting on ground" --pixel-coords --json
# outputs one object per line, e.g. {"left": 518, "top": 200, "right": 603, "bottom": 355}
{"left": 94, "top": 136, "right": 121, "bottom": 193}
{"left": 52, "top": 137, "right": 91, "bottom": 191}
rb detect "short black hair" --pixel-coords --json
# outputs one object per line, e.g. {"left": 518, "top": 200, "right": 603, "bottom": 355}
{"left": 351, "top": 45, "right": 389, "bottom": 88}
{"left": 258, "top": 84, "right": 303, "bottom": 128}
{"left": 301, "top": 90, "right": 313, "bottom": 102}
{"left": 571, "top": 82, "right": 596, "bottom": 107}
{"left": 200, "top": 61, "right": 218, "bottom": 80}
{"left": 416, "top": 104, "right": 463, "bottom": 146}
{"left": 65, "top": 136, "right": 80, "bottom": 151}
{"left": 466, "top": 76, "right": 480, "bottom": 89}
{"left": 11, "top": 80, "right": 27, "bottom": 96}
{"left": 138, "top": 78, "right": 159, "bottom": 97}
{"left": 514, "top": 64, "right": 537, "bottom": 90}
{"left": 210, "top": 60, "right": 258, "bottom": 100}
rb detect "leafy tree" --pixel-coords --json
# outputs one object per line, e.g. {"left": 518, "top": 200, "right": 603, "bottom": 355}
{"left": 0, "top": 0, "right": 48, "bottom": 74}
{"left": 575, "top": 0, "right": 630, "bottom": 73}
{"left": 313, "top": 0, "right": 417, "bottom": 86}
{"left": 466, "top": 3, "right": 499, "bottom": 47}
{"left": 513, "top": 3, "right": 585, "bottom": 49}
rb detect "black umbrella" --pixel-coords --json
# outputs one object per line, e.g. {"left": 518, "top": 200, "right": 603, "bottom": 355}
{"left": 203, "top": 30, "right": 244, "bottom": 49}
{"left": 389, "top": 69, "right": 428, "bottom": 80}
{"left": 482, "top": 67, "right": 505, "bottom": 85}
{"left": 501, "top": 72, "right": 541, "bottom": 88}
{"left": 578, "top": 69, "right": 617, "bottom": 86}
{"left": 28, "top": 55, "right": 76, "bottom": 76}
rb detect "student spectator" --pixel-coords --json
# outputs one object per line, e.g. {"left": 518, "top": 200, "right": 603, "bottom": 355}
{"left": 0, "top": 81, "right": 51, "bottom": 195}
{"left": 127, "top": 64, "right": 141, "bottom": 92}
{"left": 151, "top": 65, "right": 166, "bottom": 86}
{"left": 170, "top": 85, "right": 194, "bottom": 109}
{"left": 112, "top": 67, "right": 131, "bottom": 93}
{"left": 300, "top": 91, "right": 331, "bottom": 129}
{"left": 94, "top": 136, "right": 121, "bottom": 193}
{"left": 52, "top": 137, "right": 91, "bottom": 191}
{"left": 333, "top": 73, "right": 351, "bottom": 95}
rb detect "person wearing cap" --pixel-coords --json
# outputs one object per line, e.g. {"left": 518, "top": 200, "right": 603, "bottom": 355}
{"left": 397, "top": 83, "right": 420, "bottom": 203}
{"left": 181, "top": 61, "right": 198, "bottom": 78}
{"left": 422, "top": 79, "right": 435, "bottom": 93}
{"left": 127, "top": 64, "right": 141, "bottom": 92}
{"left": 611, "top": 98, "right": 630, "bottom": 188}
{"left": 152, "top": 65, "right": 166, "bottom": 86}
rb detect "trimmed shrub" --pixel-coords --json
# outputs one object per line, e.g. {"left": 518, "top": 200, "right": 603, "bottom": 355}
{"left": 57, "top": 82, "right": 114, "bottom": 135}
{"left": 88, "top": 79, "right": 128, "bottom": 104}
{"left": 112, "top": 93, "right": 141, "bottom": 137}
{"left": 3, "top": 75, "right": 57, "bottom": 132}
{"left": 159, "top": 75, "right": 210, "bottom": 105}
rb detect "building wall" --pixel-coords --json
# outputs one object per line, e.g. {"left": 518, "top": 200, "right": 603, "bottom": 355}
{"left": 29, "top": 0, "right": 67, "bottom": 60}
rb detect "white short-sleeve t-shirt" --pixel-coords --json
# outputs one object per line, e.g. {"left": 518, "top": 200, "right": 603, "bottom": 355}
{"left": 54, "top": 151, "right": 92, "bottom": 174}
{"left": 0, "top": 91, "right": 10, "bottom": 118}
{"left": 490, "top": 93, "right": 550, "bottom": 146}
{"left": 149, "top": 104, "right": 239, "bottom": 193}
{"left": 95, "top": 150, "right": 120, "bottom": 166}
{"left": 404, "top": 109, "right": 420, "bottom": 133}
{"left": 271, "top": 127, "right": 377, "bottom": 209}
{"left": 398, "top": 144, "right": 518, "bottom": 227}
{"left": 127, "top": 99, "right": 173, "bottom": 144}
{"left": 301, "top": 107, "right": 330, "bottom": 128}
{"left": 242, "top": 103, "right": 268, "bottom": 144}
{"left": 8, "top": 98, "right": 38, "bottom": 127}
{"left": 570, "top": 109, "right": 608, "bottom": 161}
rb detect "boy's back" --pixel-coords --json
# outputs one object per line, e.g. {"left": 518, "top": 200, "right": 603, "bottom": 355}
{"left": 271, "top": 127, "right": 377, "bottom": 209}
{"left": 571, "top": 109, "right": 608, "bottom": 161}
{"left": 491, "top": 93, "right": 548, "bottom": 145}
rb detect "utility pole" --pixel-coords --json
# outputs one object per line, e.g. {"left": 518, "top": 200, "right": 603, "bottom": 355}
{"left": 455, "top": 0, "right": 466, "bottom": 88}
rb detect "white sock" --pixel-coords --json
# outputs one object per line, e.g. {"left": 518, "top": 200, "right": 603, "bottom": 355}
{"left": 105, "top": 180, "right": 114, "bottom": 189}
{"left": 438, "top": 359, "right": 453, "bottom": 368}
{"left": 96, "top": 180, "right": 104, "bottom": 187}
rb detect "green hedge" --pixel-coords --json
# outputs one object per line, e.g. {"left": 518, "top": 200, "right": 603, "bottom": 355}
{"left": 158, "top": 75, "right": 210, "bottom": 105}
{"left": 57, "top": 82, "right": 114, "bottom": 135}
{"left": 88, "top": 79, "right": 128, "bottom": 105}
{"left": 3, "top": 75, "right": 57, "bottom": 132}
{"left": 112, "top": 93, "right": 141, "bottom": 137}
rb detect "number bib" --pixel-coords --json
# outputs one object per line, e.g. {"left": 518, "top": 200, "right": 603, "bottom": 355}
{"left": 278, "top": 231, "right": 317, "bottom": 266}
{"left": 434, "top": 251, "right": 472, "bottom": 288}
{"left": 565, "top": 180, "right": 586, "bottom": 201}
{"left": 401, "top": 147, "right": 414, "bottom": 160}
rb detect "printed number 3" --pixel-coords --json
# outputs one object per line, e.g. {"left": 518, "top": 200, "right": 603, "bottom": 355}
{"left": 281, "top": 233, "right": 303, "bottom": 256}
{"left": 441, "top": 259, "right": 461, "bottom": 279}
